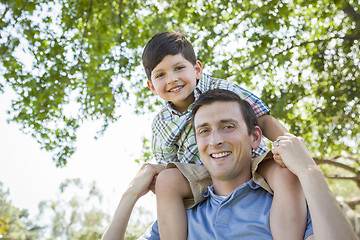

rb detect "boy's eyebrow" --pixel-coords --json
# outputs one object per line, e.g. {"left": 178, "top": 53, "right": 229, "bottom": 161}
{"left": 152, "top": 61, "right": 187, "bottom": 74}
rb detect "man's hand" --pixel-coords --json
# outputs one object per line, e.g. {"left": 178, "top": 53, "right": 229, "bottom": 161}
{"left": 126, "top": 163, "right": 165, "bottom": 199}
{"left": 271, "top": 133, "right": 317, "bottom": 176}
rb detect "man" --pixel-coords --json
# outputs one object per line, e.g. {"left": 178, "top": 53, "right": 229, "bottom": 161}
{"left": 102, "top": 89, "right": 357, "bottom": 240}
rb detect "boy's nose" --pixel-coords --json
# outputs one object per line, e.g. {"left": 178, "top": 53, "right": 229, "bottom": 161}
{"left": 166, "top": 72, "right": 178, "bottom": 84}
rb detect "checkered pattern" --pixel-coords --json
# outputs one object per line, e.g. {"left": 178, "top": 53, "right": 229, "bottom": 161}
{"left": 151, "top": 74, "right": 270, "bottom": 165}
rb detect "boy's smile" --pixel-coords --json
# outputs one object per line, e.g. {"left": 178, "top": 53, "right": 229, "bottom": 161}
{"left": 147, "top": 54, "right": 203, "bottom": 113}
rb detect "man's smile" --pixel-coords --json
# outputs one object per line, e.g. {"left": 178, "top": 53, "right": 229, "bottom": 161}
{"left": 210, "top": 151, "right": 231, "bottom": 159}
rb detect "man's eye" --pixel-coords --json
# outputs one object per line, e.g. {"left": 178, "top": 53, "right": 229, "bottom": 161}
{"left": 224, "top": 125, "right": 235, "bottom": 130}
{"left": 198, "top": 129, "right": 209, "bottom": 135}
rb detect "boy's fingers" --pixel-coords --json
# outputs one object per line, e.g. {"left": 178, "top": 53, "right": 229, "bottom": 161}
{"left": 149, "top": 177, "right": 157, "bottom": 194}
{"left": 273, "top": 154, "right": 286, "bottom": 168}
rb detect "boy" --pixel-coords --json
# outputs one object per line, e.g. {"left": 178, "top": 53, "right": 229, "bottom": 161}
{"left": 142, "top": 31, "right": 306, "bottom": 240}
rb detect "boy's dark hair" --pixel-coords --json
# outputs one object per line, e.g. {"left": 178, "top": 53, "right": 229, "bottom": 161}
{"left": 142, "top": 31, "right": 197, "bottom": 80}
{"left": 192, "top": 89, "right": 258, "bottom": 135}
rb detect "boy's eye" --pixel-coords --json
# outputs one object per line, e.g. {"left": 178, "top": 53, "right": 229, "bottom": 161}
{"left": 175, "top": 66, "right": 185, "bottom": 71}
{"left": 155, "top": 73, "right": 164, "bottom": 79}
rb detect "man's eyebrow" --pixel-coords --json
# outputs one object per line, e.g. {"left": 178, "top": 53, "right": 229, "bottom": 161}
{"left": 195, "top": 119, "right": 238, "bottom": 129}
{"left": 195, "top": 122, "right": 209, "bottom": 130}
{"left": 219, "top": 119, "right": 238, "bottom": 124}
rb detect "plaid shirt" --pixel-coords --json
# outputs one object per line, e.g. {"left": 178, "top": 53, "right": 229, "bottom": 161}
{"left": 151, "top": 74, "right": 270, "bottom": 165}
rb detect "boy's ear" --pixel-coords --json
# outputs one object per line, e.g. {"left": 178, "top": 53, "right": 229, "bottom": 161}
{"left": 195, "top": 60, "right": 203, "bottom": 80}
{"left": 250, "top": 126, "right": 262, "bottom": 150}
{"left": 147, "top": 80, "right": 158, "bottom": 95}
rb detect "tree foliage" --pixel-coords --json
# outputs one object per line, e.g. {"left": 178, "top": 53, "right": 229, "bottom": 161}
{"left": 35, "top": 178, "right": 109, "bottom": 239}
{"left": 0, "top": 182, "right": 40, "bottom": 240}
{"left": 1, "top": 0, "right": 359, "bottom": 201}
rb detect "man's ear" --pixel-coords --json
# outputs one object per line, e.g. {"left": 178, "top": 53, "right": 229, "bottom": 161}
{"left": 250, "top": 126, "right": 262, "bottom": 150}
{"left": 147, "top": 80, "right": 158, "bottom": 95}
{"left": 195, "top": 60, "right": 203, "bottom": 80}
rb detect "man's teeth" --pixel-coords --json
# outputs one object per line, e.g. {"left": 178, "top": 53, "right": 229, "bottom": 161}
{"left": 169, "top": 86, "right": 181, "bottom": 92}
{"left": 212, "top": 152, "right": 230, "bottom": 158}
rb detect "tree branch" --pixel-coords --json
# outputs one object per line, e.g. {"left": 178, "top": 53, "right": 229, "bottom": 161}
{"left": 119, "top": 0, "right": 123, "bottom": 44}
{"left": 243, "top": 34, "right": 360, "bottom": 71}
{"left": 347, "top": 197, "right": 360, "bottom": 210}
{"left": 342, "top": 2, "right": 360, "bottom": 25}
{"left": 314, "top": 157, "right": 358, "bottom": 173}
{"left": 79, "top": 0, "right": 93, "bottom": 59}
{"left": 324, "top": 175, "right": 358, "bottom": 181}
{"left": 1, "top": 6, "right": 10, "bottom": 22}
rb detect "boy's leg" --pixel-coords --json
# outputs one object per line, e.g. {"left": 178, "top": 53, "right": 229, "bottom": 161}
{"left": 258, "top": 159, "right": 307, "bottom": 240}
{"left": 155, "top": 168, "right": 192, "bottom": 240}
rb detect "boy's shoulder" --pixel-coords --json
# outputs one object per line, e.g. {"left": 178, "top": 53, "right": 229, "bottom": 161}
{"left": 151, "top": 105, "right": 178, "bottom": 128}
{"left": 152, "top": 106, "right": 169, "bottom": 122}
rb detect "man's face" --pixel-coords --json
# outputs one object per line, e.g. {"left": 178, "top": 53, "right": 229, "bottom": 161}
{"left": 194, "top": 101, "right": 260, "bottom": 184}
{"left": 147, "top": 53, "right": 202, "bottom": 113}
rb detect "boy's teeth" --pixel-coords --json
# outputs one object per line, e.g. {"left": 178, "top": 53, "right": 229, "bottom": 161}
{"left": 170, "top": 86, "right": 181, "bottom": 92}
{"left": 212, "top": 152, "right": 230, "bottom": 158}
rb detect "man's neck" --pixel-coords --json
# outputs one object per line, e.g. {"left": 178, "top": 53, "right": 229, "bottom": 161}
{"left": 212, "top": 174, "right": 252, "bottom": 196}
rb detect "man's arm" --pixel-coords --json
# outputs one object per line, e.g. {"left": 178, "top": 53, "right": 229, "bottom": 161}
{"left": 101, "top": 163, "right": 164, "bottom": 240}
{"left": 272, "top": 134, "right": 358, "bottom": 240}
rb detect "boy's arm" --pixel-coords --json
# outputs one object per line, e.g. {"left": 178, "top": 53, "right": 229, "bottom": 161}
{"left": 273, "top": 134, "right": 358, "bottom": 240}
{"left": 102, "top": 164, "right": 164, "bottom": 240}
{"left": 257, "top": 114, "right": 289, "bottom": 142}
{"left": 151, "top": 120, "right": 179, "bottom": 165}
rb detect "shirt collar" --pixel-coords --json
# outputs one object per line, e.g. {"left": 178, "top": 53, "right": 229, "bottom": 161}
{"left": 203, "top": 179, "right": 261, "bottom": 203}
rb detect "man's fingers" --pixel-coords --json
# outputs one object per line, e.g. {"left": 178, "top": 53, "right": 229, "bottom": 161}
{"left": 140, "top": 163, "right": 165, "bottom": 175}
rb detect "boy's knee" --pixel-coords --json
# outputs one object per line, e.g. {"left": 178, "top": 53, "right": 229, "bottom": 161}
{"left": 155, "top": 168, "right": 188, "bottom": 194}
{"left": 272, "top": 166, "right": 301, "bottom": 190}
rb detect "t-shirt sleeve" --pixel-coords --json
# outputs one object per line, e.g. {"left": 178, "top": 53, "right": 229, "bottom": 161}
{"left": 137, "top": 221, "right": 160, "bottom": 240}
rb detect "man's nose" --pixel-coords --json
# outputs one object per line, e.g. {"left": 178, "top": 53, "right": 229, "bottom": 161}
{"left": 209, "top": 131, "right": 223, "bottom": 147}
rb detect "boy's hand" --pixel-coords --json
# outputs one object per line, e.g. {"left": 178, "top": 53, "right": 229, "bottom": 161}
{"left": 127, "top": 163, "right": 165, "bottom": 199}
{"left": 272, "top": 139, "right": 286, "bottom": 168}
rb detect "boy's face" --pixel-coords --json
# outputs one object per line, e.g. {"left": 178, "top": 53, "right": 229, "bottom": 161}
{"left": 147, "top": 53, "right": 202, "bottom": 112}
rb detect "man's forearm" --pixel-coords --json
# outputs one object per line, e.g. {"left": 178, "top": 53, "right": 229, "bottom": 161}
{"left": 102, "top": 163, "right": 164, "bottom": 240}
{"left": 102, "top": 191, "right": 138, "bottom": 240}
{"left": 297, "top": 166, "right": 358, "bottom": 240}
